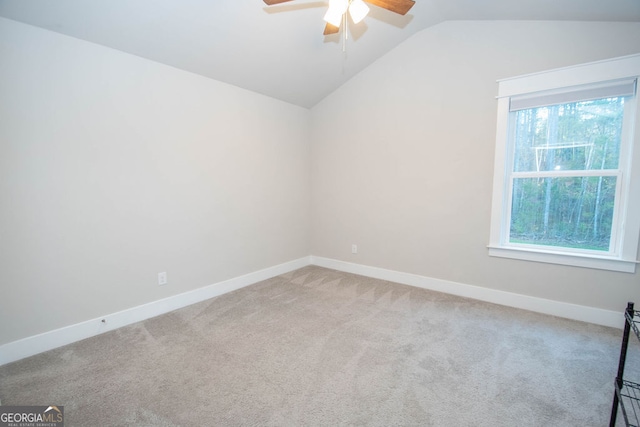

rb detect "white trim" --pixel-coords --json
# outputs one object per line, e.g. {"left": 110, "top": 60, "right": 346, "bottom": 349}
{"left": 498, "top": 54, "right": 640, "bottom": 98}
{"left": 487, "top": 246, "right": 637, "bottom": 273}
{"left": 621, "top": 92, "right": 640, "bottom": 262}
{"left": 310, "top": 256, "right": 624, "bottom": 329}
{"left": 489, "top": 97, "right": 511, "bottom": 247}
{"left": 0, "top": 256, "right": 312, "bottom": 366}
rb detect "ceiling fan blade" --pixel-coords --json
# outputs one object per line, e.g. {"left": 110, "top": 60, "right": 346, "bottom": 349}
{"left": 323, "top": 23, "right": 340, "bottom": 35}
{"left": 364, "top": 0, "right": 415, "bottom": 15}
{"left": 263, "top": 0, "right": 294, "bottom": 5}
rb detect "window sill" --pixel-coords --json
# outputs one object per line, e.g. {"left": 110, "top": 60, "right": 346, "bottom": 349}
{"left": 487, "top": 245, "right": 638, "bottom": 273}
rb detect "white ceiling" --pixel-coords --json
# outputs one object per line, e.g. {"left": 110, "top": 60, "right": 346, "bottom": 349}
{"left": 1, "top": 0, "right": 639, "bottom": 108}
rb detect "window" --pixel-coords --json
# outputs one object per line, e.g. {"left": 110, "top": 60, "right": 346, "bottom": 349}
{"left": 489, "top": 55, "right": 640, "bottom": 273}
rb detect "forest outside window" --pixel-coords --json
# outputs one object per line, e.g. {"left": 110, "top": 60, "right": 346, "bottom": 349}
{"left": 488, "top": 55, "right": 640, "bottom": 272}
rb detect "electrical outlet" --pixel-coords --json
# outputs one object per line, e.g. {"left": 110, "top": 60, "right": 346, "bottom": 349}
{"left": 352, "top": 244, "right": 358, "bottom": 254}
{"left": 158, "top": 272, "right": 168, "bottom": 286}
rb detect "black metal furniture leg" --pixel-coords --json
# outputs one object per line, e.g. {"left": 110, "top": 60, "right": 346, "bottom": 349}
{"left": 610, "top": 302, "right": 634, "bottom": 427}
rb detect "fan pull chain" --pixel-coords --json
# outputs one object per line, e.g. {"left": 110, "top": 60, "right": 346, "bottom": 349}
{"left": 342, "top": 13, "right": 348, "bottom": 52}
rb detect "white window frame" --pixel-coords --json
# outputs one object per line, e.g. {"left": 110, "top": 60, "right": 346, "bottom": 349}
{"left": 488, "top": 54, "right": 640, "bottom": 273}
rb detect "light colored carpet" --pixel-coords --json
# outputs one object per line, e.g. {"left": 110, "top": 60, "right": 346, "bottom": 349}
{"left": 0, "top": 266, "right": 636, "bottom": 426}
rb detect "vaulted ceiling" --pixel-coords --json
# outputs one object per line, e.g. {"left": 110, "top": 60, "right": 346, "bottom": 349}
{"left": 1, "top": 0, "right": 639, "bottom": 108}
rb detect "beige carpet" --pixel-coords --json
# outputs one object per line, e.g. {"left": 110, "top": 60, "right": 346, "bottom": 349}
{"left": 0, "top": 266, "right": 635, "bottom": 426}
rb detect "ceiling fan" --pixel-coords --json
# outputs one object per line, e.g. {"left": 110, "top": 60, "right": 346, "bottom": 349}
{"left": 263, "top": 0, "right": 415, "bottom": 35}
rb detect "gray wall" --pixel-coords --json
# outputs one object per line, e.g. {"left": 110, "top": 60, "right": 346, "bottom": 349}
{"left": 0, "top": 17, "right": 311, "bottom": 345}
{"left": 3, "top": 18, "right": 640, "bottom": 348}
{"left": 310, "top": 21, "right": 640, "bottom": 312}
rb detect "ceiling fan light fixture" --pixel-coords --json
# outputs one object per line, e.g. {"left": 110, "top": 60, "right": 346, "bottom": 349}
{"left": 348, "top": 0, "right": 369, "bottom": 24}
{"left": 323, "top": 0, "right": 349, "bottom": 27}
{"left": 323, "top": 9, "right": 343, "bottom": 27}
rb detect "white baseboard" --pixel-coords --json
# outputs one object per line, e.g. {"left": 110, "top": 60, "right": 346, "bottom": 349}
{"left": 310, "top": 256, "right": 624, "bottom": 329}
{"left": 1, "top": 255, "right": 623, "bottom": 366}
{"left": 0, "top": 256, "right": 312, "bottom": 366}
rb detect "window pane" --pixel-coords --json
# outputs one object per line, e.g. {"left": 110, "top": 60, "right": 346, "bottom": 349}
{"left": 513, "top": 98, "right": 625, "bottom": 172}
{"left": 509, "top": 176, "right": 617, "bottom": 251}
